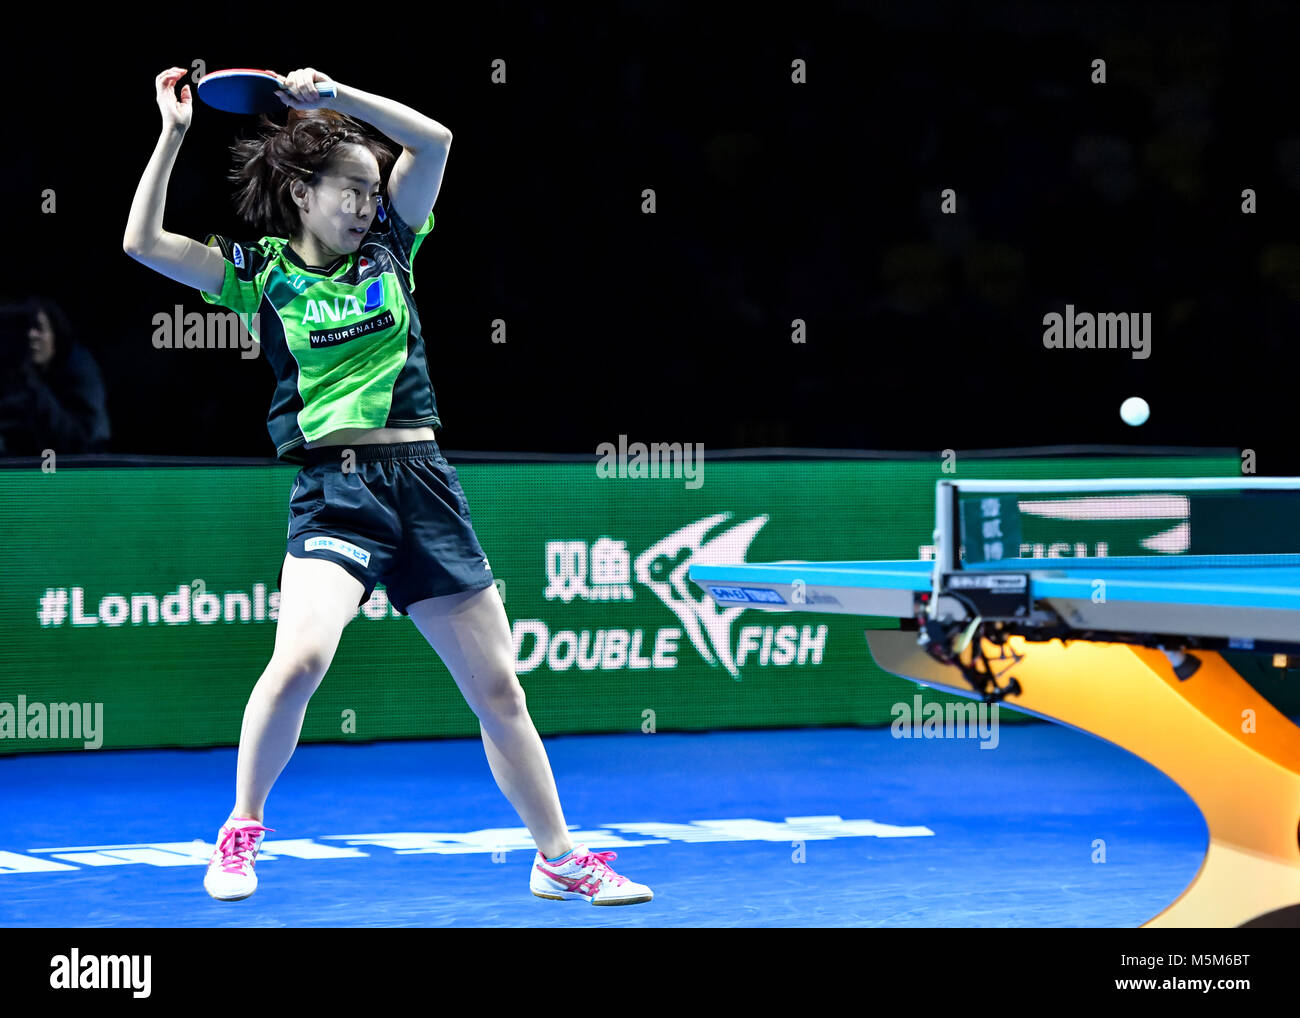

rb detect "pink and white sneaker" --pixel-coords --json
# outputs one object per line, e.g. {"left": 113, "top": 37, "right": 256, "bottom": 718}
{"left": 203, "top": 818, "right": 274, "bottom": 901}
{"left": 530, "top": 844, "right": 653, "bottom": 905}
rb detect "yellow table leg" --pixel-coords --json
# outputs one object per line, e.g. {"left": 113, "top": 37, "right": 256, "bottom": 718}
{"left": 866, "top": 631, "right": 1300, "bottom": 927}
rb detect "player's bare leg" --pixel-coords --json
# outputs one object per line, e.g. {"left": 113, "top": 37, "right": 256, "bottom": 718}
{"left": 408, "top": 583, "right": 653, "bottom": 904}
{"left": 205, "top": 555, "right": 363, "bottom": 900}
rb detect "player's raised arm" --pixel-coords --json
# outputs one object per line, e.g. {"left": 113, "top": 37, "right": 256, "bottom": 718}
{"left": 123, "top": 68, "right": 227, "bottom": 295}
{"left": 276, "top": 68, "right": 452, "bottom": 227}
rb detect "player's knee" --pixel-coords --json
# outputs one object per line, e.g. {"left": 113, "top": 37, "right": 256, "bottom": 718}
{"left": 267, "top": 647, "right": 330, "bottom": 697}
{"left": 472, "top": 670, "right": 527, "bottom": 721}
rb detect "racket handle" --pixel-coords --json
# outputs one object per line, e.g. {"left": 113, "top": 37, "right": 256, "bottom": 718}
{"left": 272, "top": 77, "right": 338, "bottom": 99}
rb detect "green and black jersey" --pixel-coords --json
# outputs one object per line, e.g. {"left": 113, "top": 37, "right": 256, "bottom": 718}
{"left": 199, "top": 203, "right": 440, "bottom": 463}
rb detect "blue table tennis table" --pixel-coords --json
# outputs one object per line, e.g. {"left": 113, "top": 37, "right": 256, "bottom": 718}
{"left": 692, "top": 556, "right": 1300, "bottom": 643}
{"left": 689, "top": 477, "right": 1300, "bottom": 928}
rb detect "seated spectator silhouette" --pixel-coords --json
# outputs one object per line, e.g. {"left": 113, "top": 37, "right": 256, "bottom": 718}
{"left": 0, "top": 298, "right": 111, "bottom": 455}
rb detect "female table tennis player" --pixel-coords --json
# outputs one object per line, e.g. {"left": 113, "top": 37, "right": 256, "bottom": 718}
{"left": 124, "top": 67, "right": 652, "bottom": 906}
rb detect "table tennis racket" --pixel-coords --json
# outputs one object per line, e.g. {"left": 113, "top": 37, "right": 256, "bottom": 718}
{"left": 196, "top": 68, "right": 337, "bottom": 114}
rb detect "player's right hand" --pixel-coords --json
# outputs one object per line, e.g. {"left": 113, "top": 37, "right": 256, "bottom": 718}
{"left": 156, "top": 68, "right": 193, "bottom": 132}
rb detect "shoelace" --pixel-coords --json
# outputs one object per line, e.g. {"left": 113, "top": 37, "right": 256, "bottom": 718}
{"left": 571, "top": 849, "right": 628, "bottom": 887}
{"left": 215, "top": 824, "right": 274, "bottom": 875}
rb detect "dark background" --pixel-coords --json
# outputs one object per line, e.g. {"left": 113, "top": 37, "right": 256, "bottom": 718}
{"left": 5, "top": 1, "right": 1299, "bottom": 468}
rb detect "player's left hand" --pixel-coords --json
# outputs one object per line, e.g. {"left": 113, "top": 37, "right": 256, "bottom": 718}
{"left": 275, "top": 68, "right": 337, "bottom": 109}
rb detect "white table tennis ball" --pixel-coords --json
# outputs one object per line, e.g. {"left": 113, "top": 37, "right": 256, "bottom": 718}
{"left": 1120, "top": 396, "right": 1150, "bottom": 426}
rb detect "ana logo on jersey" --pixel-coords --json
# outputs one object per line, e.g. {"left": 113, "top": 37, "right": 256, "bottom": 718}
{"left": 301, "top": 283, "right": 386, "bottom": 324}
{"left": 232, "top": 243, "right": 245, "bottom": 269}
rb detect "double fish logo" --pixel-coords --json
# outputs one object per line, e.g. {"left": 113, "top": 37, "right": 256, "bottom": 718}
{"left": 633, "top": 513, "right": 769, "bottom": 680}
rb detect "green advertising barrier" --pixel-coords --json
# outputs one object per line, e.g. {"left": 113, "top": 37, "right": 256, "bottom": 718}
{"left": 0, "top": 453, "right": 1246, "bottom": 754}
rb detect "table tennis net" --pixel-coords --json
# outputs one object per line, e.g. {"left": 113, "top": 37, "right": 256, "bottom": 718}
{"left": 950, "top": 479, "right": 1300, "bottom": 567}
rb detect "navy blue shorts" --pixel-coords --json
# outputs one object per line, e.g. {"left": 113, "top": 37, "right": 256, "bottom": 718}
{"left": 281, "top": 441, "right": 495, "bottom": 615}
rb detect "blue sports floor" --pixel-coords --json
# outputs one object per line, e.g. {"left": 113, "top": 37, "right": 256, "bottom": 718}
{"left": 0, "top": 725, "right": 1206, "bottom": 927}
